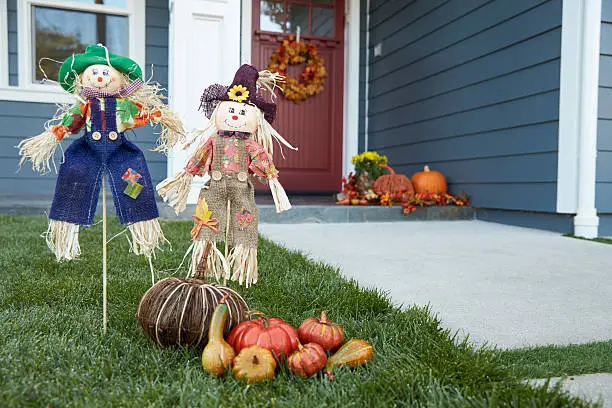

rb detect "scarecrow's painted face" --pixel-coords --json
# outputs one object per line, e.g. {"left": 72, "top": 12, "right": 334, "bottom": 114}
{"left": 216, "top": 101, "right": 259, "bottom": 134}
{"left": 81, "top": 64, "right": 123, "bottom": 92}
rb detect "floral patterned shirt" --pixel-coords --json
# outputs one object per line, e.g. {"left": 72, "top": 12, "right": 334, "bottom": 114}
{"left": 185, "top": 136, "right": 278, "bottom": 180}
{"left": 50, "top": 97, "right": 162, "bottom": 140}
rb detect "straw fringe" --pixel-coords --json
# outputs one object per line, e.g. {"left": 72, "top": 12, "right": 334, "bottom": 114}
{"left": 17, "top": 131, "right": 60, "bottom": 174}
{"left": 43, "top": 220, "right": 81, "bottom": 262}
{"left": 127, "top": 218, "right": 169, "bottom": 258}
{"left": 269, "top": 177, "right": 292, "bottom": 213}
{"left": 189, "top": 239, "right": 230, "bottom": 282}
{"left": 257, "top": 70, "right": 285, "bottom": 98}
{"left": 156, "top": 170, "right": 194, "bottom": 215}
{"left": 227, "top": 245, "right": 258, "bottom": 288}
{"left": 128, "top": 73, "right": 186, "bottom": 154}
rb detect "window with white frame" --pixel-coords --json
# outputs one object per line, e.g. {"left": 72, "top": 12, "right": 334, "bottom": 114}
{"left": 0, "top": 0, "right": 145, "bottom": 102}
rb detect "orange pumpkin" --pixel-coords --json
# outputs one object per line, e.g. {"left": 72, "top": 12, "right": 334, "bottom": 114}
{"left": 298, "top": 311, "right": 345, "bottom": 353}
{"left": 287, "top": 342, "right": 327, "bottom": 378}
{"left": 411, "top": 165, "right": 447, "bottom": 194}
{"left": 227, "top": 313, "right": 299, "bottom": 360}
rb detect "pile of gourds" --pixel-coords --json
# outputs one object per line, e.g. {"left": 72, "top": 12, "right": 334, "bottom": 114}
{"left": 202, "top": 300, "right": 374, "bottom": 383}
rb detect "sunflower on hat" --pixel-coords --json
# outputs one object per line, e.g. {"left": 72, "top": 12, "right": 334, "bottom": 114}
{"left": 227, "top": 85, "right": 250, "bottom": 103}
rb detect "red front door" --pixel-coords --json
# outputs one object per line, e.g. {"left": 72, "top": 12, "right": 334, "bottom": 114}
{"left": 252, "top": 0, "right": 345, "bottom": 192}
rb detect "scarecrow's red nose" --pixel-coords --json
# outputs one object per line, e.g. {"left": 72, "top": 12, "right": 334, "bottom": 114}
{"left": 97, "top": 77, "right": 103, "bottom": 82}
{"left": 232, "top": 115, "right": 238, "bottom": 120}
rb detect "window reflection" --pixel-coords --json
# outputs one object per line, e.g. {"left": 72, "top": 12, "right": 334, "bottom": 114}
{"left": 34, "top": 6, "right": 128, "bottom": 83}
{"left": 286, "top": 4, "right": 309, "bottom": 35}
{"left": 260, "top": 0, "right": 284, "bottom": 33}
{"left": 312, "top": 7, "right": 334, "bottom": 37}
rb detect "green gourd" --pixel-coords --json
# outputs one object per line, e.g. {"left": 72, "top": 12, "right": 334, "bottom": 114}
{"left": 202, "top": 296, "right": 236, "bottom": 376}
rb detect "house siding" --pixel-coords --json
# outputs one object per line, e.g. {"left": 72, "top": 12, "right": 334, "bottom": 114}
{"left": 357, "top": 0, "right": 367, "bottom": 153}
{"left": 7, "top": 0, "right": 17, "bottom": 86}
{"left": 0, "top": 0, "right": 169, "bottom": 198}
{"left": 364, "top": 0, "right": 562, "bottom": 212}
{"left": 597, "top": 0, "right": 612, "bottom": 215}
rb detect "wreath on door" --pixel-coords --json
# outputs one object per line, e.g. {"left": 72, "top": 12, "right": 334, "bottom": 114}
{"left": 267, "top": 35, "right": 327, "bottom": 104}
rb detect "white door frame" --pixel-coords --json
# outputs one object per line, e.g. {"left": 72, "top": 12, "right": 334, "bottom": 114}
{"left": 239, "top": 0, "right": 360, "bottom": 177}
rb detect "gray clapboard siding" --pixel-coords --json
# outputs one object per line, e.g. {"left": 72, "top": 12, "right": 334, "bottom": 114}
{"left": 7, "top": 0, "right": 17, "bottom": 86}
{"left": 598, "top": 0, "right": 612, "bottom": 213}
{"left": 600, "top": 215, "right": 612, "bottom": 236}
{"left": 365, "top": 0, "right": 562, "bottom": 212}
{"left": 0, "top": 0, "right": 170, "bottom": 199}
{"left": 357, "top": 0, "right": 367, "bottom": 153}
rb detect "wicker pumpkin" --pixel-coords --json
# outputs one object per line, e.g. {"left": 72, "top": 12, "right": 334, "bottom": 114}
{"left": 411, "top": 165, "right": 447, "bottom": 194}
{"left": 372, "top": 165, "right": 414, "bottom": 201}
{"left": 136, "top": 275, "right": 248, "bottom": 347}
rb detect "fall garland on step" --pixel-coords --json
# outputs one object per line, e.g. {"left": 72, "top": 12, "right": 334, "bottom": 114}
{"left": 267, "top": 35, "right": 327, "bottom": 104}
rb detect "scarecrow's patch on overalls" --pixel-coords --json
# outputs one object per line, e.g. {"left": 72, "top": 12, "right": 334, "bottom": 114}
{"left": 49, "top": 97, "right": 158, "bottom": 226}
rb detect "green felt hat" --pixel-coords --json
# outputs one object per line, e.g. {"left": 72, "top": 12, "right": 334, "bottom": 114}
{"left": 58, "top": 44, "right": 142, "bottom": 92}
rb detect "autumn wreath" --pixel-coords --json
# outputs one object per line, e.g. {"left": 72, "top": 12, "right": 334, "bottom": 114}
{"left": 267, "top": 35, "right": 327, "bottom": 104}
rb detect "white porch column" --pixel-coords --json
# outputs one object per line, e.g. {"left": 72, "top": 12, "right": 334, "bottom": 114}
{"left": 574, "top": 0, "right": 602, "bottom": 238}
{"left": 168, "top": 0, "right": 242, "bottom": 204}
{"left": 342, "top": 0, "right": 361, "bottom": 178}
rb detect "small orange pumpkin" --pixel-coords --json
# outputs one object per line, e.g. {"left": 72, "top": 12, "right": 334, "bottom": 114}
{"left": 298, "top": 311, "right": 345, "bottom": 353}
{"left": 287, "top": 342, "right": 327, "bottom": 378}
{"left": 411, "top": 165, "right": 447, "bottom": 194}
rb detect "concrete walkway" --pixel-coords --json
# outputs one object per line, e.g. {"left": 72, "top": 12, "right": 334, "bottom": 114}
{"left": 260, "top": 220, "right": 612, "bottom": 349}
{"left": 260, "top": 220, "right": 612, "bottom": 404}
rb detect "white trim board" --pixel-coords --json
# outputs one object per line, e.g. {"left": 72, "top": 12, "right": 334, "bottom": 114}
{"left": 556, "top": 0, "right": 582, "bottom": 213}
{"left": 342, "top": 0, "right": 360, "bottom": 178}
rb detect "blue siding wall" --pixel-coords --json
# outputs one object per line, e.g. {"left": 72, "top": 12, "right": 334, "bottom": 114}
{"left": 597, "top": 0, "right": 612, "bottom": 213}
{"left": 0, "top": 0, "right": 169, "bottom": 198}
{"left": 365, "top": 0, "right": 562, "bottom": 212}
{"left": 7, "top": 0, "right": 17, "bottom": 86}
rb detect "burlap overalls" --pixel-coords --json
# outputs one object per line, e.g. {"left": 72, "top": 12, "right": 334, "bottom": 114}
{"left": 194, "top": 135, "right": 259, "bottom": 267}
{"left": 49, "top": 97, "right": 158, "bottom": 226}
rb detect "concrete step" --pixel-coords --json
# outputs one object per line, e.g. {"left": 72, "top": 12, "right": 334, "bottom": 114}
{"left": 0, "top": 197, "right": 474, "bottom": 223}
{"left": 162, "top": 204, "right": 475, "bottom": 223}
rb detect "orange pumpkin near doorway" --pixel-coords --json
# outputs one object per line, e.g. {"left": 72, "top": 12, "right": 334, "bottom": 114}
{"left": 411, "top": 166, "right": 447, "bottom": 194}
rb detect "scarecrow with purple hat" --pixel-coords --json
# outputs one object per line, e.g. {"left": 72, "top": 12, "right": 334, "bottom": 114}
{"left": 157, "top": 64, "right": 296, "bottom": 287}
{"left": 18, "top": 44, "right": 185, "bottom": 262}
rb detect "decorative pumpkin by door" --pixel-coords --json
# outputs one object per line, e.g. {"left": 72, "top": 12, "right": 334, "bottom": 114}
{"left": 411, "top": 165, "right": 447, "bottom": 194}
{"left": 372, "top": 165, "right": 414, "bottom": 202}
{"left": 227, "top": 313, "right": 299, "bottom": 360}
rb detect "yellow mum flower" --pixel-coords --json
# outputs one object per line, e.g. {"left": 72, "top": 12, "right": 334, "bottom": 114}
{"left": 228, "top": 85, "right": 250, "bottom": 103}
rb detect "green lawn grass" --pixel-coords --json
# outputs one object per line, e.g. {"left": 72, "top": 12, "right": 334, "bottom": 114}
{"left": 498, "top": 341, "right": 612, "bottom": 379}
{"left": 563, "top": 233, "right": 612, "bottom": 245}
{"left": 0, "top": 214, "right": 597, "bottom": 407}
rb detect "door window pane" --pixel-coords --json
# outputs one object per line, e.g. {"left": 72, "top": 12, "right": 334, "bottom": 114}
{"left": 286, "top": 4, "right": 309, "bottom": 35}
{"left": 312, "top": 7, "right": 334, "bottom": 37}
{"left": 260, "top": 0, "right": 284, "bottom": 33}
{"left": 33, "top": 6, "right": 128, "bottom": 83}
{"left": 312, "top": 0, "right": 335, "bottom": 4}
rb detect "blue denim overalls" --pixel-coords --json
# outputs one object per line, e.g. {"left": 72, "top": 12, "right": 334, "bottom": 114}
{"left": 49, "top": 97, "right": 159, "bottom": 226}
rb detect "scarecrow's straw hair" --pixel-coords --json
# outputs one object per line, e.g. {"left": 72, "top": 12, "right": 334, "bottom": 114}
{"left": 188, "top": 104, "right": 297, "bottom": 162}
